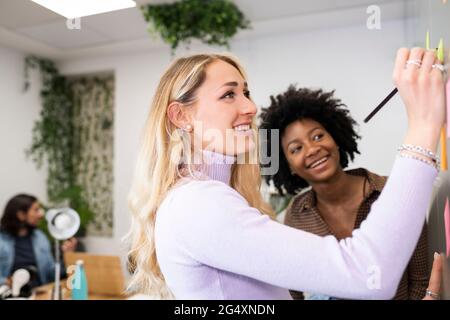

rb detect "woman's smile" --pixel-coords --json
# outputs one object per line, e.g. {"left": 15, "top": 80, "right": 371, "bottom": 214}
{"left": 307, "top": 155, "right": 330, "bottom": 171}
{"left": 233, "top": 124, "right": 253, "bottom": 136}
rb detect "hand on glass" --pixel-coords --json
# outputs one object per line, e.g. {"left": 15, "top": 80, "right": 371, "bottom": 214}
{"left": 393, "top": 47, "right": 446, "bottom": 153}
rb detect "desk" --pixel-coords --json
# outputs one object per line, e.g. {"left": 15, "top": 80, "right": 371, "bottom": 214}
{"left": 33, "top": 282, "right": 129, "bottom": 300}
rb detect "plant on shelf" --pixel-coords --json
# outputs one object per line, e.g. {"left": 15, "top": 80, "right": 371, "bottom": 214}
{"left": 141, "top": 0, "right": 251, "bottom": 52}
{"left": 24, "top": 56, "right": 94, "bottom": 238}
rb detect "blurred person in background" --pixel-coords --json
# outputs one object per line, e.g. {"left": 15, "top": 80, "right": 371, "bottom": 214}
{"left": 0, "top": 194, "right": 77, "bottom": 288}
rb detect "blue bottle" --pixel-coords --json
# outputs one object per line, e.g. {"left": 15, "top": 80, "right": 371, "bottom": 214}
{"left": 71, "top": 260, "right": 88, "bottom": 300}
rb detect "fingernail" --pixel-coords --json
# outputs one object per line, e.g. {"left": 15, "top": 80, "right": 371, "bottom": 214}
{"left": 434, "top": 252, "right": 440, "bottom": 260}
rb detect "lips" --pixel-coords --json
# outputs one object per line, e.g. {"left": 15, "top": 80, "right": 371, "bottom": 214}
{"left": 306, "top": 156, "right": 329, "bottom": 169}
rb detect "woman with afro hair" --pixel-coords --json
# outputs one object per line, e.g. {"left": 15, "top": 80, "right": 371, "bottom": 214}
{"left": 259, "top": 85, "right": 428, "bottom": 300}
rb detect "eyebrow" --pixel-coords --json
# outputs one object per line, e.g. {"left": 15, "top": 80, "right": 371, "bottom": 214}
{"left": 286, "top": 127, "right": 322, "bottom": 147}
{"left": 217, "top": 81, "right": 248, "bottom": 91}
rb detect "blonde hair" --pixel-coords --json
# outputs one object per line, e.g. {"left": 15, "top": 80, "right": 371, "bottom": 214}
{"left": 125, "top": 53, "right": 275, "bottom": 299}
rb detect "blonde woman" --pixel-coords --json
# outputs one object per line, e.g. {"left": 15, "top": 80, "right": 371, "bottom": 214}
{"left": 127, "top": 48, "right": 445, "bottom": 299}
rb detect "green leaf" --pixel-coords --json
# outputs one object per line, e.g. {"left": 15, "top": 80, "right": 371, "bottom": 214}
{"left": 141, "top": 0, "right": 251, "bottom": 52}
{"left": 25, "top": 57, "right": 115, "bottom": 237}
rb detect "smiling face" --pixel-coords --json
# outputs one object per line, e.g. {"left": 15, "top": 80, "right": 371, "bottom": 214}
{"left": 281, "top": 119, "right": 341, "bottom": 185}
{"left": 17, "top": 201, "right": 44, "bottom": 228}
{"left": 189, "top": 59, "right": 257, "bottom": 156}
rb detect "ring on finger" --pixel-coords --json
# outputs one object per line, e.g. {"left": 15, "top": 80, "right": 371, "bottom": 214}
{"left": 426, "top": 289, "right": 440, "bottom": 300}
{"left": 432, "top": 63, "right": 446, "bottom": 73}
{"left": 406, "top": 59, "right": 422, "bottom": 68}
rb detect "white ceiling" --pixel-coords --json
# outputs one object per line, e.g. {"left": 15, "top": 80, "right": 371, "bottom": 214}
{"left": 0, "top": 0, "right": 415, "bottom": 60}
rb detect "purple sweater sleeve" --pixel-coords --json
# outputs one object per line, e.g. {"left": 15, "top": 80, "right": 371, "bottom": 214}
{"left": 163, "top": 157, "right": 436, "bottom": 299}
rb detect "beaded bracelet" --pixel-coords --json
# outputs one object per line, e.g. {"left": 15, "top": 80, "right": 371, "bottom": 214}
{"left": 398, "top": 153, "right": 439, "bottom": 171}
{"left": 397, "top": 144, "right": 439, "bottom": 164}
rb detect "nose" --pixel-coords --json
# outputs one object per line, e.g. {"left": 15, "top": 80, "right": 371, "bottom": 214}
{"left": 240, "top": 98, "right": 257, "bottom": 117}
{"left": 305, "top": 144, "right": 320, "bottom": 158}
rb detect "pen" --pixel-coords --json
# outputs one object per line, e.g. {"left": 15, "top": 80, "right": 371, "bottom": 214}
{"left": 364, "top": 62, "right": 449, "bottom": 123}
{"left": 363, "top": 88, "right": 398, "bottom": 123}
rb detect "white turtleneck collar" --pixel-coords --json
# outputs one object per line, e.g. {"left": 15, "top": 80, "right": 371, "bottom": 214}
{"left": 193, "top": 149, "right": 236, "bottom": 185}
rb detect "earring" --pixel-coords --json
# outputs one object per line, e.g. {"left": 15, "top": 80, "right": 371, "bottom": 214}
{"left": 183, "top": 124, "right": 193, "bottom": 132}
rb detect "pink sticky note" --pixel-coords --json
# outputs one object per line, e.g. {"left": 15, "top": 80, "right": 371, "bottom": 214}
{"left": 445, "top": 198, "right": 450, "bottom": 257}
{"left": 447, "top": 79, "right": 450, "bottom": 138}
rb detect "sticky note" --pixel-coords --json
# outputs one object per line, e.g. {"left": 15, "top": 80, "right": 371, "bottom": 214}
{"left": 441, "top": 127, "right": 448, "bottom": 171}
{"left": 437, "top": 38, "right": 444, "bottom": 62}
{"left": 445, "top": 198, "right": 450, "bottom": 257}
{"left": 436, "top": 38, "right": 447, "bottom": 169}
{"left": 447, "top": 79, "right": 450, "bottom": 138}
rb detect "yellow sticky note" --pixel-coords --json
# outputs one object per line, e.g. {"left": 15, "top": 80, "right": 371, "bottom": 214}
{"left": 437, "top": 38, "right": 445, "bottom": 62}
{"left": 441, "top": 126, "right": 448, "bottom": 171}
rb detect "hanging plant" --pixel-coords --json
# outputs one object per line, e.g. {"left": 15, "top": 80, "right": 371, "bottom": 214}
{"left": 141, "top": 0, "right": 251, "bottom": 51}
{"left": 24, "top": 56, "right": 94, "bottom": 237}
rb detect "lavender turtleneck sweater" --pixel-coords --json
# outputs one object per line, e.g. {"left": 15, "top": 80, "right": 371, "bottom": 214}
{"left": 155, "top": 150, "right": 436, "bottom": 300}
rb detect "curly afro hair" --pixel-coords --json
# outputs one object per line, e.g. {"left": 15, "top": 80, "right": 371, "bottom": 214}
{"left": 259, "top": 85, "right": 361, "bottom": 196}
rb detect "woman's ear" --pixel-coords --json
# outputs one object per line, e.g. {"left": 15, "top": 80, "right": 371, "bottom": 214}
{"left": 167, "top": 102, "right": 192, "bottom": 131}
{"left": 16, "top": 211, "right": 26, "bottom": 222}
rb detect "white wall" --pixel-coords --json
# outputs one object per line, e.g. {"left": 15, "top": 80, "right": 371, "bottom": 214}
{"left": 56, "top": 19, "right": 410, "bottom": 258}
{"left": 0, "top": 17, "right": 411, "bottom": 260}
{"left": 0, "top": 45, "right": 47, "bottom": 212}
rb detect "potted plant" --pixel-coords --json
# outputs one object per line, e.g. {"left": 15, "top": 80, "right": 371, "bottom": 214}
{"left": 141, "top": 0, "right": 251, "bottom": 52}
